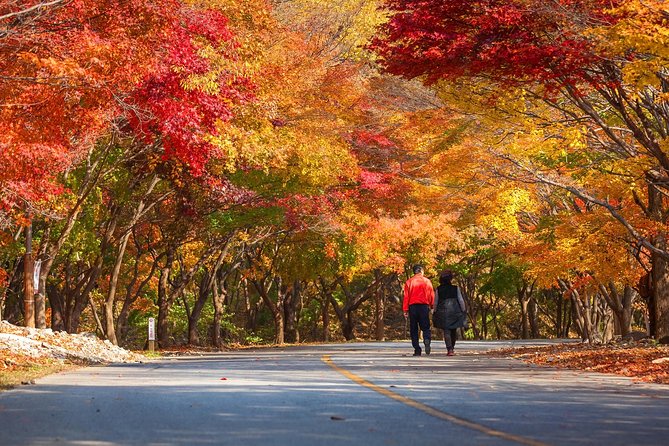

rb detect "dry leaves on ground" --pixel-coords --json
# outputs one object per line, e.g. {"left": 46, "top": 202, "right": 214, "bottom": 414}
{"left": 1, "top": 351, "right": 84, "bottom": 390}
{"left": 491, "top": 342, "right": 669, "bottom": 384}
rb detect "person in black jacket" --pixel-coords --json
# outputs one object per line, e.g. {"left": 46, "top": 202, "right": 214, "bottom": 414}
{"left": 432, "top": 270, "right": 467, "bottom": 356}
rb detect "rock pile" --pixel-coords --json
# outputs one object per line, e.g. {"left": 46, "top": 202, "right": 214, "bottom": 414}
{"left": 0, "top": 321, "right": 143, "bottom": 364}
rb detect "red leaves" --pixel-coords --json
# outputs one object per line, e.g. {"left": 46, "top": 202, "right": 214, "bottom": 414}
{"left": 359, "top": 170, "right": 393, "bottom": 195}
{"left": 277, "top": 194, "right": 346, "bottom": 231}
{"left": 0, "top": 0, "right": 179, "bottom": 216}
{"left": 352, "top": 130, "right": 396, "bottom": 151}
{"left": 371, "top": 0, "right": 622, "bottom": 88}
{"left": 0, "top": 0, "right": 255, "bottom": 221}
{"left": 128, "top": 6, "right": 253, "bottom": 177}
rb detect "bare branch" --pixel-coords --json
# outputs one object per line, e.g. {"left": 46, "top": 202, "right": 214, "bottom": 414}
{"left": 0, "top": 0, "right": 68, "bottom": 22}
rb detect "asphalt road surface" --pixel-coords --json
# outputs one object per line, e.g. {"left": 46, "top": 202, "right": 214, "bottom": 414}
{"left": 1, "top": 340, "right": 668, "bottom": 446}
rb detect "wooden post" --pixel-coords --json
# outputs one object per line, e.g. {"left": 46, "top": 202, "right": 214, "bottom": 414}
{"left": 23, "top": 223, "right": 35, "bottom": 328}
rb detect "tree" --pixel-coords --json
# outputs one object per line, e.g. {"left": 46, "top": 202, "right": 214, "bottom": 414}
{"left": 372, "top": 0, "right": 669, "bottom": 341}
{"left": 0, "top": 0, "right": 178, "bottom": 222}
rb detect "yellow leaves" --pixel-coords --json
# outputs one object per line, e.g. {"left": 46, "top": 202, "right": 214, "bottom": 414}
{"left": 590, "top": 0, "right": 669, "bottom": 89}
{"left": 210, "top": 118, "right": 291, "bottom": 172}
{"left": 659, "top": 137, "right": 669, "bottom": 157}
{"left": 289, "top": 136, "right": 358, "bottom": 187}
{"left": 479, "top": 188, "right": 537, "bottom": 240}
{"left": 564, "top": 126, "right": 587, "bottom": 152}
{"left": 181, "top": 241, "right": 206, "bottom": 267}
{"left": 182, "top": 72, "right": 221, "bottom": 95}
{"left": 273, "top": 0, "right": 388, "bottom": 61}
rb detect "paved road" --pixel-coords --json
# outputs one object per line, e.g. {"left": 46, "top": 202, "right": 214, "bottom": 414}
{"left": 1, "top": 340, "right": 668, "bottom": 445}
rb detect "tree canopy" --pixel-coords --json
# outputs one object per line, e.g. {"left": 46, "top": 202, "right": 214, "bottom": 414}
{"left": 1, "top": 0, "right": 668, "bottom": 346}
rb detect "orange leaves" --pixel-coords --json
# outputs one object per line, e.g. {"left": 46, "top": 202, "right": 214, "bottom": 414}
{"left": 0, "top": 0, "right": 180, "bottom": 222}
{"left": 340, "top": 210, "right": 462, "bottom": 274}
{"left": 499, "top": 343, "right": 669, "bottom": 384}
{"left": 0, "top": 267, "right": 7, "bottom": 288}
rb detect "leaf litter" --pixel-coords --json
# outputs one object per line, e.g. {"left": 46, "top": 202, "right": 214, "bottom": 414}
{"left": 490, "top": 342, "right": 669, "bottom": 384}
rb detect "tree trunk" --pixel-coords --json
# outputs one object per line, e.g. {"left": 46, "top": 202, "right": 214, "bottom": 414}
{"left": 88, "top": 292, "right": 105, "bottom": 336}
{"left": 651, "top": 234, "right": 669, "bottom": 343}
{"left": 620, "top": 285, "right": 634, "bottom": 338}
{"left": 374, "top": 271, "right": 385, "bottom": 341}
{"left": 274, "top": 311, "right": 285, "bottom": 344}
{"left": 103, "top": 233, "right": 131, "bottom": 345}
{"left": 274, "top": 279, "right": 286, "bottom": 344}
{"left": 529, "top": 298, "right": 539, "bottom": 338}
{"left": 481, "top": 306, "right": 488, "bottom": 339}
{"left": 519, "top": 295, "right": 529, "bottom": 339}
{"left": 317, "top": 277, "right": 336, "bottom": 342}
{"left": 48, "top": 284, "right": 65, "bottom": 332}
{"left": 211, "top": 275, "right": 225, "bottom": 348}
{"left": 328, "top": 292, "right": 354, "bottom": 340}
{"left": 342, "top": 311, "right": 355, "bottom": 341}
{"left": 243, "top": 279, "right": 257, "bottom": 332}
{"left": 0, "top": 259, "right": 21, "bottom": 321}
{"left": 36, "top": 167, "right": 105, "bottom": 331}
{"left": 70, "top": 260, "right": 103, "bottom": 333}
{"left": 556, "top": 290, "right": 564, "bottom": 337}
{"left": 157, "top": 248, "right": 175, "bottom": 347}
{"left": 283, "top": 281, "right": 300, "bottom": 344}
{"left": 599, "top": 282, "right": 635, "bottom": 339}
{"left": 188, "top": 268, "right": 214, "bottom": 346}
{"left": 322, "top": 296, "right": 330, "bottom": 342}
{"left": 250, "top": 275, "right": 285, "bottom": 344}
{"left": 330, "top": 275, "right": 386, "bottom": 341}
{"left": 116, "top": 256, "right": 157, "bottom": 343}
{"left": 23, "top": 224, "right": 35, "bottom": 328}
{"left": 516, "top": 280, "right": 538, "bottom": 339}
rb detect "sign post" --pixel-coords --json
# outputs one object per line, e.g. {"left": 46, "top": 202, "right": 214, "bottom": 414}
{"left": 148, "top": 317, "right": 155, "bottom": 352}
{"left": 33, "top": 259, "right": 41, "bottom": 292}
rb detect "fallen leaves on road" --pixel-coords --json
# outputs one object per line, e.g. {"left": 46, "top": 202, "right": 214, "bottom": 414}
{"left": 491, "top": 343, "right": 669, "bottom": 384}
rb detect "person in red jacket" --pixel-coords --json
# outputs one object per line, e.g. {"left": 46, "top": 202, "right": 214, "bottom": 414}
{"left": 403, "top": 264, "right": 435, "bottom": 356}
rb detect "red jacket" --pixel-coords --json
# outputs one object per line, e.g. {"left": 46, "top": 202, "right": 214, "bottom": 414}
{"left": 403, "top": 274, "right": 435, "bottom": 312}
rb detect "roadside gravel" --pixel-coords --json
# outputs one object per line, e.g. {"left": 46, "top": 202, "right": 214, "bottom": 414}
{"left": 0, "top": 320, "right": 143, "bottom": 364}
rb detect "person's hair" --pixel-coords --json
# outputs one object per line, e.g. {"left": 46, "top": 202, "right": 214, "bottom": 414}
{"left": 412, "top": 264, "right": 424, "bottom": 274}
{"left": 439, "top": 270, "right": 454, "bottom": 285}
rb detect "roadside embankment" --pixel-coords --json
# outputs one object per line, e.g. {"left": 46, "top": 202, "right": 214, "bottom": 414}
{"left": 1, "top": 321, "right": 143, "bottom": 390}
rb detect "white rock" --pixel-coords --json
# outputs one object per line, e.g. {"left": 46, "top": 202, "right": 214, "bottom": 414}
{"left": 0, "top": 322, "right": 142, "bottom": 363}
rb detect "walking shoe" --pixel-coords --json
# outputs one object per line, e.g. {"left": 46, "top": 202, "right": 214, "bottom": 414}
{"left": 413, "top": 350, "right": 421, "bottom": 356}
{"left": 425, "top": 339, "right": 431, "bottom": 355}
{"left": 446, "top": 350, "right": 454, "bottom": 356}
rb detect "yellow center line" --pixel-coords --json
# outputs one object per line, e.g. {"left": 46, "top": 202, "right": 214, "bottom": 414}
{"left": 321, "top": 355, "right": 549, "bottom": 446}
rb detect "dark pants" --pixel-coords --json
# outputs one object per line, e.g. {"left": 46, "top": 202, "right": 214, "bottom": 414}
{"left": 444, "top": 329, "right": 457, "bottom": 351}
{"left": 409, "top": 304, "right": 431, "bottom": 353}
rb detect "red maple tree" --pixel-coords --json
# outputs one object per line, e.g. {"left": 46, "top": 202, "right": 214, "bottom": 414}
{"left": 370, "top": 0, "right": 621, "bottom": 87}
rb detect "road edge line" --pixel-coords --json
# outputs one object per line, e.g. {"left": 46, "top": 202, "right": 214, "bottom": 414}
{"left": 321, "top": 354, "right": 549, "bottom": 446}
